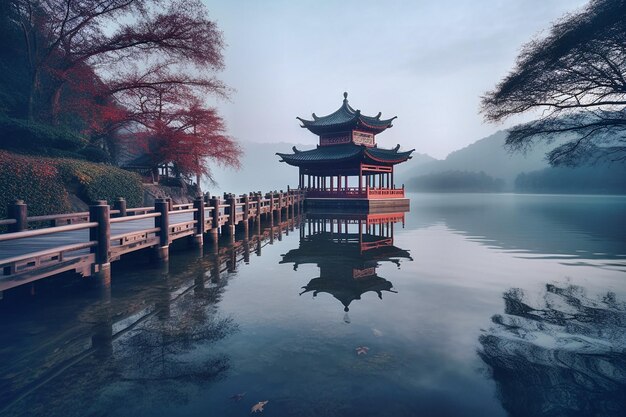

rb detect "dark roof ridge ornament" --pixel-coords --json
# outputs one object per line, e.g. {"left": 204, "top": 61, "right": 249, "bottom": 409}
{"left": 343, "top": 91, "right": 348, "bottom": 102}
{"left": 312, "top": 113, "right": 318, "bottom": 120}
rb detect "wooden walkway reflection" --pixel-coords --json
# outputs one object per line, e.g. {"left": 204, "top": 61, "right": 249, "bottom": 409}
{"left": 0, "top": 213, "right": 301, "bottom": 414}
{"left": 0, "top": 190, "right": 305, "bottom": 294}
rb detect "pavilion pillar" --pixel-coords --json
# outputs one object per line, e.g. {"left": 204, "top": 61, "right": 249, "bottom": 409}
{"left": 330, "top": 176, "right": 334, "bottom": 192}
{"left": 358, "top": 165, "right": 363, "bottom": 193}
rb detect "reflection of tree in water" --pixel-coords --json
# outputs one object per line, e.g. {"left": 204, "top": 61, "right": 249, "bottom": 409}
{"left": 117, "top": 295, "right": 236, "bottom": 383}
{"left": 8, "top": 267, "right": 239, "bottom": 417}
{"left": 479, "top": 283, "right": 626, "bottom": 417}
{"left": 107, "top": 274, "right": 239, "bottom": 408}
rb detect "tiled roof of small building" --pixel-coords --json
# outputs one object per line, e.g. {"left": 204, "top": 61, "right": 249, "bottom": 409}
{"left": 297, "top": 92, "right": 396, "bottom": 135}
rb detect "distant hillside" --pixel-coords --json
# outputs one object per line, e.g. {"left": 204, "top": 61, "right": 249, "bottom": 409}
{"left": 392, "top": 152, "right": 438, "bottom": 185}
{"left": 407, "top": 130, "right": 553, "bottom": 190}
{"left": 515, "top": 164, "right": 626, "bottom": 194}
{"left": 205, "top": 142, "right": 434, "bottom": 194}
{"left": 408, "top": 170, "right": 505, "bottom": 193}
{"left": 405, "top": 130, "right": 626, "bottom": 194}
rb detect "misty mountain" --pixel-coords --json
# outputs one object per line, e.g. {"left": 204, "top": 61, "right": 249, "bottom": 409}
{"left": 406, "top": 130, "right": 552, "bottom": 189}
{"left": 515, "top": 164, "right": 626, "bottom": 194}
{"left": 406, "top": 130, "right": 626, "bottom": 194}
{"left": 391, "top": 151, "right": 438, "bottom": 186}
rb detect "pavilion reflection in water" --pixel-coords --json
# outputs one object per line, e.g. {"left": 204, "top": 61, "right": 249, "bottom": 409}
{"left": 281, "top": 210, "right": 412, "bottom": 317}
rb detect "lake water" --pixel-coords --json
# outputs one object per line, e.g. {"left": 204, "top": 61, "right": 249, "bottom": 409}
{"left": 1, "top": 193, "right": 625, "bottom": 417}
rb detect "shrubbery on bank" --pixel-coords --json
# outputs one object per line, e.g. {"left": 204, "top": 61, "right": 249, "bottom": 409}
{"left": 56, "top": 159, "right": 143, "bottom": 207}
{"left": 0, "top": 151, "right": 143, "bottom": 217}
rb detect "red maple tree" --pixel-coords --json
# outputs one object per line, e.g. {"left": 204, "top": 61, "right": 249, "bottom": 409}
{"left": 9, "top": 0, "right": 240, "bottom": 180}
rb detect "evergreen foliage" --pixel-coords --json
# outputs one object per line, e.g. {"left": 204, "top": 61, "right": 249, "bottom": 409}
{"left": 0, "top": 151, "right": 71, "bottom": 217}
{"left": 0, "top": 151, "right": 143, "bottom": 217}
{"left": 515, "top": 165, "right": 626, "bottom": 194}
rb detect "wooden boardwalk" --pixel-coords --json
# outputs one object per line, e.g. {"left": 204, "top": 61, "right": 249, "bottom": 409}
{"left": 0, "top": 190, "right": 305, "bottom": 294}
{"left": 0, "top": 215, "right": 300, "bottom": 413}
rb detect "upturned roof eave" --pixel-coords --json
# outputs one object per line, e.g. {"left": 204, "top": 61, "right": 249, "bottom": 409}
{"left": 296, "top": 92, "right": 396, "bottom": 134}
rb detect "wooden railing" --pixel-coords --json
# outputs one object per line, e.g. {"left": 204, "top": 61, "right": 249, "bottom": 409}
{"left": 0, "top": 189, "right": 306, "bottom": 293}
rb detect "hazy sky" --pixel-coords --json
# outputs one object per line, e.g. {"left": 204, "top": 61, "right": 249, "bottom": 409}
{"left": 205, "top": 0, "right": 588, "bottom": 159}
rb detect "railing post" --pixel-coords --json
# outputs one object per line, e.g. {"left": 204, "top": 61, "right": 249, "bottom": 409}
{"left": 89, "top": 201, "right": 111, "bottom": 274}
{"left": 192, "top": 197, "right": 204, "bottom": 247}
{"left": 254, "top": 193, "right": 262, "bottom": 222}
{"left": 113, "top": 197, "right": 127, "bottom": 217}
{"left": 210, "top": 196, "right": 220, "bottom": 249}
{"left": 8, "top": 199, "right": 27, "bottom": 232}
{"left": 243, "top": 194, "right": 250, "bottom": 221}
{"left": 226, "top": 194, "right": 236, "bottom": 238}
{"left": 154, "top": 198, "right": 170, "bottom": 261}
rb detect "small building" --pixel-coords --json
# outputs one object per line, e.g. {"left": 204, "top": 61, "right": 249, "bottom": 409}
{"left": 277, "top": 92, "right": 414, "bottom": 208}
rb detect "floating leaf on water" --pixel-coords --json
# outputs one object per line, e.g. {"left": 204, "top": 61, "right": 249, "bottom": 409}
{"left": 251, "top": 400, "right": 269, "bottom": 413}
{"left": 356, "top": 346, "right": 369, "bottom": 355}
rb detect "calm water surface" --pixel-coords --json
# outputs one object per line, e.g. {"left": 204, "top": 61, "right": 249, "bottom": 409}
{"left": 1, "top": 193, "right": 625, "bottom": 417}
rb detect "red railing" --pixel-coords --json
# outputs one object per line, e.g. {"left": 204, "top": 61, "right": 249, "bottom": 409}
{"left": 366, "top": 188, "right": 405, "bottom": 199}
{"left": 305, "top": 187, "right": 405, "bottom": 199}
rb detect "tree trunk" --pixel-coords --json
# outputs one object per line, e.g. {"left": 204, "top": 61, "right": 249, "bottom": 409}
{"left": 51, "top": 85, "right": 63, "bottom": 125}
{"left": 27, "top": 68, "right": 39, "bottom": 121}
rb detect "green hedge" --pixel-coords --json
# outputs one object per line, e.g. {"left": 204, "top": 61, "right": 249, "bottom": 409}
{"left": 55, "top": 159, "right": 143, "bottom": 207}
{"left": 0, "top": 114, "right": 88, "bottom": 151}
{"left": 0, "top": 152, "right": 144, "bottom": 218}
{"left": 0, "top": 151, "right": 71, "bottom": 217}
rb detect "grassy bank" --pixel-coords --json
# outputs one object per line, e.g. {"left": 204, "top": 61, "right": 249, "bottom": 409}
{"left": 0, "top": 151, "right": 143, "bottom": 217}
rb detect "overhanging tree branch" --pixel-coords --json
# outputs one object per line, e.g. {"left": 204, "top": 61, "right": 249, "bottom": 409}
{"left": 481, "top": 0, "right": 626, "bottom": 166}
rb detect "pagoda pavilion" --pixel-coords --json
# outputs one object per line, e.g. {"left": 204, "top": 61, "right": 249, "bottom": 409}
{"left": 277, "top": 92, "right": 414, "bottom": 208}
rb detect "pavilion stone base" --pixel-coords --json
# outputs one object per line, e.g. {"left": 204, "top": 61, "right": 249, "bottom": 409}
{"left": 305, "top": 197, "right": 410, "bottom": 211}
